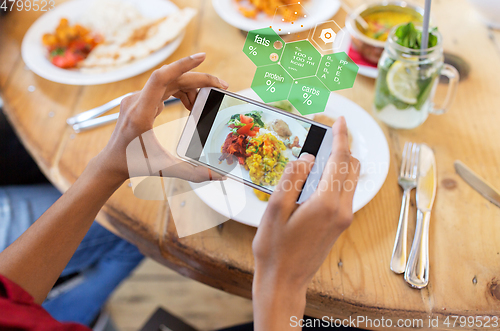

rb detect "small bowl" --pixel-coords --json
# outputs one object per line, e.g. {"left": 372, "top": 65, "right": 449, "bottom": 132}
{"left": 345, "top": 1, "right": 424, "bottom": 65}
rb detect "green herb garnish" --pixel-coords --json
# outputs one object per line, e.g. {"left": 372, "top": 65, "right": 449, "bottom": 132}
{"left": 244, "top": 111, "right": 265, "bottom": 127}
{"left": 394, "top": 23, "right": 438, "bottom": 49}
{"left": 50, "top": 48, "right": 65, "bottom": 57}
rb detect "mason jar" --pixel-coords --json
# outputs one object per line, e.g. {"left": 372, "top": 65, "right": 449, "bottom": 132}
{"left": 373, "top": 24, "right": 459, "bottom": 129}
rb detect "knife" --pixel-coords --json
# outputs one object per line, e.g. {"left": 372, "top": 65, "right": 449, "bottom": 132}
{"left": 404, "top": 144, "right": 437, "bottom": 289}
{"left": 454, "top": 160, "right": 500, "bottom": 208}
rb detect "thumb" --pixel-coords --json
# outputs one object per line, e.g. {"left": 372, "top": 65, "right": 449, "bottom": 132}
{"left": 267, "top": 153, "right": 315, "bottom": 221}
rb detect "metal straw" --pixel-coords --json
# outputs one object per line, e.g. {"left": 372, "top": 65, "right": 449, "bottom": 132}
{"left": 421, "top": 0, "right": 432, "bottom": 51}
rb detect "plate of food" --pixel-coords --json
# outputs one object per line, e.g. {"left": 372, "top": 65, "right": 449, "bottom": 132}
{"left": 212, "top": 0, "right": 341, "bottom": 34}
{"left": 189, "top": 89, "right": 390, "bottom": 227}
{"left": 21, "top": 0, "right": 196, "bottom": 85}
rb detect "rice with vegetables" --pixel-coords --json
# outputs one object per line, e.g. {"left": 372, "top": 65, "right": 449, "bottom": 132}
{"left": 245, "top": 133, "right": 288, "bottom": 187}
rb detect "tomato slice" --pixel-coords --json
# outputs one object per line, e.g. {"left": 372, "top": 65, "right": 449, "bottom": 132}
{"left": 240, "top": 114, "right": 253, "bottom": 125}
{"left": 237, "top": 122, "right": 252, "bottom": 136}
{"left": 248, "top": 126, "right": 260, "bottom": 136}
{"left": 51, "top": 55, "right": 68, "bottom": 68}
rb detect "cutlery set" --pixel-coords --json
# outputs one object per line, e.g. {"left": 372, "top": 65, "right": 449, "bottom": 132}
{"left": 391, "top": 143, "right": 500, "bottom": 289}
{"left": 391, "top": 142, "right": 436, "bottom": 289}
{"left": 66, "top": 93, "right": 180, "bottom": 133}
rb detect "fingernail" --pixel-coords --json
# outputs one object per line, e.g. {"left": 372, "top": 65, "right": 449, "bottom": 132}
{"left": 190, "top": 52, "right": 206, "bottom": 60}
{"left": 299, "top": 152, "right": 314, "bottom": 160}
{"left": 218, "top": 78, "right": 229, "bottom": 89}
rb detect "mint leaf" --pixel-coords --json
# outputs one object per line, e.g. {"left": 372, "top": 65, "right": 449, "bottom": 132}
{"left": 394, "top": 23, "right": 439, "bottom": 50}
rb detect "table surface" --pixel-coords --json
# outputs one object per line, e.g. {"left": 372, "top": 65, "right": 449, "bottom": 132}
{"left": 1, "top": 0, "right": 500, "bottom": 328}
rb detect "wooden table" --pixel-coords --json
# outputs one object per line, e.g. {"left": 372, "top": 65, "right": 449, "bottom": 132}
{"left": 1, "top": 0, "right": 500, "bottom": 328}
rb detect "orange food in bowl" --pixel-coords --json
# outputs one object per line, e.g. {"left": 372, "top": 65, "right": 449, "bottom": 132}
{"left": 42, "top": 18, "right": 102, "bottom": 69}
{"left": 236, "top": 0, "right": 307, "bottom": 22}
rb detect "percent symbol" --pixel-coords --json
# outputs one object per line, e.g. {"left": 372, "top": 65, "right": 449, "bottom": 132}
{"left": 248, "top": 46, "right": 258, "bottom": 56}
{"left": 302, "top": 93, "right": 312, "bottom": 105}
{"left": 266, "top": 80, "right": 276, "bottom": 93}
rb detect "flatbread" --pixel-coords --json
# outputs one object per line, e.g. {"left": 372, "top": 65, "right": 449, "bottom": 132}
{"left": 79, "top": 0, "right": 143, "bottom": 40}
{"left": 79, "top": 7, "right": 196, "bottom": 69}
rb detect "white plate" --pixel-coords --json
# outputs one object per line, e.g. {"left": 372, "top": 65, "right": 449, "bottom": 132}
{"left": 190, "top": 89, "right": 390, "bottom": 227}
{"left": 21, "top": 0, "right": 183, "bottom": 85}
{"left": 212, "top": 0, "right": 340, "bottom": 33}
{"left": 338, "top": 33, "right": 379, "bottom": 79}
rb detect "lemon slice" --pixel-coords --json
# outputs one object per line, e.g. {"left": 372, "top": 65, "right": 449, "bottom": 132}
{"left": 386, "top": 61, "right": 419, "bottom": 105}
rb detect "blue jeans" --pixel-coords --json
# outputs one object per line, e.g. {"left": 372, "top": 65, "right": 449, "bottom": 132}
{"left": 0, "top": 184, "right": 144, "bottom": 326}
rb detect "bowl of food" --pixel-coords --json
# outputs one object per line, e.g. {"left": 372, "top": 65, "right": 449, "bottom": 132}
{"left": 345, "top": 1, "right": 424, "bottom": 64}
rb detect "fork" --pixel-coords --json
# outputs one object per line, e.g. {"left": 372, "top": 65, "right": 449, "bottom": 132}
{"left": 66, "top": 93, "right": 179, "bottom": 133}
{"left": 390, "top": 142, "right": 419, "bottom": 274}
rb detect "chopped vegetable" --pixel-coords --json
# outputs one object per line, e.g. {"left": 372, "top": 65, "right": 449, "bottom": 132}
{"left": 227, "top": 113, "right": 262, "bottom": 136}
{"left": 244, "top": 111, "right": 265, "bottom": 127}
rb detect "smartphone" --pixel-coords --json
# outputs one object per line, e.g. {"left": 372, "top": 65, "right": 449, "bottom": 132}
{"left": 177, "top": 88, "right": 332, "bottom": 203}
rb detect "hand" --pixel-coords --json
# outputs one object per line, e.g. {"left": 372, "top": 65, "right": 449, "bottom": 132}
{"left": 252, "top": 117, "right": 360, "bottom": 330}
{"left": 96, "top": 53, "right": 229, "bottom": 184}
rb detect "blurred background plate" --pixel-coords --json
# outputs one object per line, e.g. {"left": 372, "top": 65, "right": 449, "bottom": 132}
{"left": 22, "top": 0, "right": 183, "bottom": 85}
{"left": 190, "top": 88, "right": 390, "bottom": 227}
{"left": 212, "top": 0, "right": 340, "bottom": 33}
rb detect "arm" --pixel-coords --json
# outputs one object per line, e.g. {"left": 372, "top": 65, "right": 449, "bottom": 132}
{"left": 0, "top": 53, "right": 228, "bottom": 304}
{"left": 252, "top": 117, "right": 360, "bottom": 330}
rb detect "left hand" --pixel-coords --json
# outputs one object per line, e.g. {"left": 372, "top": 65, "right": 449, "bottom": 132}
{"left": 96, "top": 53, "right": 229, "bottom": 184}
{"left": 251, "top": 118, "right": 360, "bottom": 330}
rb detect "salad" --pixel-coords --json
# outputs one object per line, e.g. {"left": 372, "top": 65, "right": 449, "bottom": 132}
{"left": 219, "top": 110, "right": 304, "bottom": 200}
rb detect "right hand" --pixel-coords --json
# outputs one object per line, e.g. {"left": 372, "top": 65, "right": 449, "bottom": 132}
{"left": 96, "top": 53, "right": 228, "bottom": 184}
{"left": 252, "top": 116, "right": 360, "bottom": 297}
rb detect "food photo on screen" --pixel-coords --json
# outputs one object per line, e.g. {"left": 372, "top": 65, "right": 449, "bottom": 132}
{"left": 189, "top": 93, "right": 316, "bottom": 200}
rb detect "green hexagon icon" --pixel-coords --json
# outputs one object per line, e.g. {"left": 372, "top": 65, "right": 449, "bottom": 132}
{"left": 251, "top": 64, "right": 293, "bottom": 103}
{"left": 244, "top": 28, "right": 285, "bottom": 67}
{"left": 288, "top": 76, "right": 330, "bottom": 115}
{"left": 280, "top": 40, "right": 321, "bottom": 79}
{"left": 317, "top": 52, "right": 358, "bottom": 91}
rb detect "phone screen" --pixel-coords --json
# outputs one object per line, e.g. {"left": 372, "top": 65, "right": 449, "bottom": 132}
{"left": 185, "top": 89, "right": 327, "bottom": 193}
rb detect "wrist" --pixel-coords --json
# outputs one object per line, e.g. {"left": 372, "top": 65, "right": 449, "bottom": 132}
{"left": 252, "top": 268, "right": 308, "bottom": 330}
{"left": 253, "top": 270, "right": 308, "bottom": 304}
{"left": 86, "top": 152, "right": 128, "bottom": 189}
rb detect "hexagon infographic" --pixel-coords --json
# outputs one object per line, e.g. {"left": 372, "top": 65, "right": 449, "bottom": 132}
{"left": 311, "top": 20, "right": 346, "bottom": 53}
{"left": 318, "top": 52, "right": 359, "bottom": 91}
{"left": 251, "top": 64, "right": 293, "bottom": 103}
{"left": 289, "top": 77, "right": 330, "bottom": 115}
{"left": 320, "top": 28, "right": 336, "bottom": 44}
{"left": 245, "top": 28, "right": 358, "bottom": 115}
{"left": 280, "top": 40, "right": 321, "bottom": 79}
{"left": 243, "top": 27, "right": 285, "bottom": 67}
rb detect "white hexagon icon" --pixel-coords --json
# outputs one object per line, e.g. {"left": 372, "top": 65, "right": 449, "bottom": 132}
{"left": 320, "top": 28, "right": 336, "bottom": 44}
{"left": 310, "top": 20, "right": 346, "bottom": 53}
